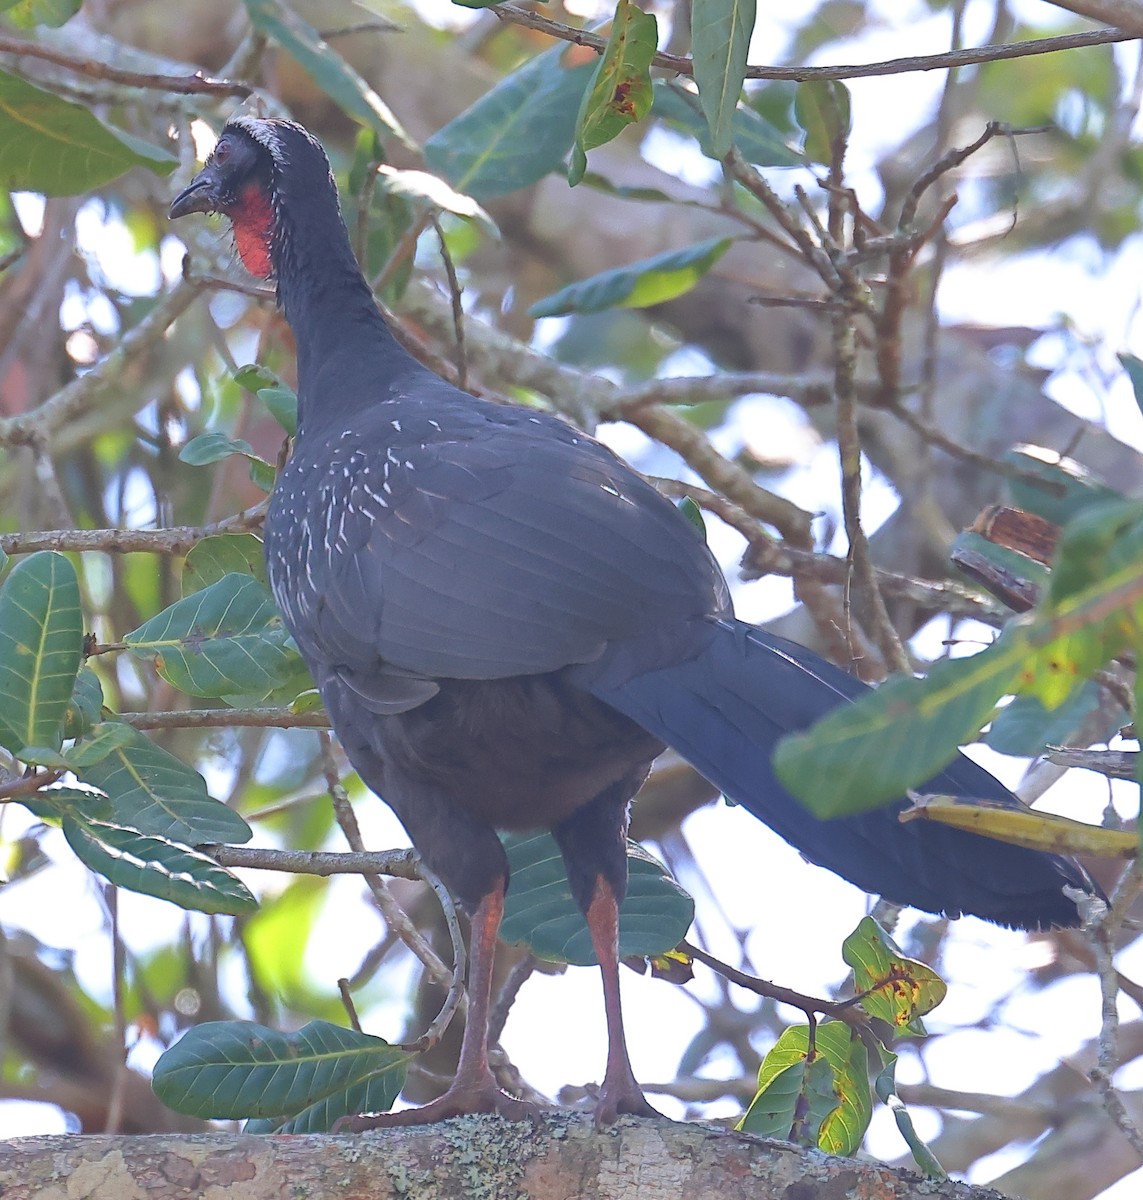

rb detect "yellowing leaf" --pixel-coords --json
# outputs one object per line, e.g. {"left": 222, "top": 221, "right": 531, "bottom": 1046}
{"left": 569, "top": 0, "right": 658, "bottom": 185}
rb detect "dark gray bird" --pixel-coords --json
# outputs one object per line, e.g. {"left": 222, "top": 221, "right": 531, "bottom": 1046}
{"left": 170, "top": 116, "right": 1091, "bottom": 1125}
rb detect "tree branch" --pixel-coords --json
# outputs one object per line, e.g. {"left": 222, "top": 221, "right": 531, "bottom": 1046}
{"left": 0, "top": 280, "right": 203, "bottom": 446}
{"left": 2, "top": 1116, "right": 1016, "bottom": 1199}
{"left": 0, "top": 33, "right": 253, "bottom": 96}
{"left": 492, "top": 7, "right": 1134, "bottom": 80}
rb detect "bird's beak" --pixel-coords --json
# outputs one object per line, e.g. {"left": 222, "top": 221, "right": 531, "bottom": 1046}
{"left": 169, "top": 165, "right": 222, "bottom": 220}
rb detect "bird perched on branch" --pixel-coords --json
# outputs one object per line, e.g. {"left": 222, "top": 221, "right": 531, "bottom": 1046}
{"left": 170, "top": 117, "right": 1092, "bottom": 1126}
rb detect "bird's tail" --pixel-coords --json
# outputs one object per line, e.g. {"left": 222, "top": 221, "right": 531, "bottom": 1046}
{"left": 579, "top": 619, "right": 1091, "bottom": 930}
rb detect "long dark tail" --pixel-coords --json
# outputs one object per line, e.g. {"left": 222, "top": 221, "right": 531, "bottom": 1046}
{"left": 579, "top": 619, "right": 1092, "bottom": 930}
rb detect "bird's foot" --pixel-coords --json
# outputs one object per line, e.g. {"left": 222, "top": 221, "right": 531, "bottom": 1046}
{"left": 336, "top": 1076, "right": 542, "bottom": 1131}
{"left": 593, "top": 1076, "right": 662, "bottom": 1127}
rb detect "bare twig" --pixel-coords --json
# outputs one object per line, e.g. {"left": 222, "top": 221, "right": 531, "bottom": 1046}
{"left": 884, "top": 397, "right": 1068, "bottom": 492}
{"left": 628, "top": 404, "right": 815, "bottom": 546}
{"left": 492, "top": 7, "right": 1134, "bottom": 80}
{"left": 117, "top": 707, "right": 327, "bottom": 730}
{"left": 0, "top": 34, "right": 252, "bottom": 96}
{"left": 1091, "top": 871, "right": 1143, "bottom": 1160}
{"left": 1047, "top": 748, "right": 1137, "bottom": 779}
{"left": 209, "top": 844, "right": 425, "bottom": 878}
{"left": 833, "top": 271, "right": 910, "bottom": 673}
{"left": 683, "top": 941, "right": 870, "bottom": 1032}
{"left": 487, "top": 953, "right": 539, "bottom": 1046}
{"left": 432, "top": 215, "right": 468, "bottom": 391}
{"left": 0, "top": 770, "right": 63, "bottom": 802}
{"left": 0, "top": 506, "right": 267, "bottom": 558}
{"left": 320, "top": 733, "right": 465, "bottom": 1053}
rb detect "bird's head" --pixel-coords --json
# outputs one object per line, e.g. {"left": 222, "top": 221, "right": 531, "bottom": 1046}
{"left": 169, "top": 117, "right": 335, "bottom": 280}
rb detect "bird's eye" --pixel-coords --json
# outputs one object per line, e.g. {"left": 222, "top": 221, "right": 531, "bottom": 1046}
{"left": 213, "top": 137, "right": 232, "bottom": 165}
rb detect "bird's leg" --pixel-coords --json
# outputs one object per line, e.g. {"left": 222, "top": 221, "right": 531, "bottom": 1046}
{"left": 585, "top": 877, "right": 661, "bottom": 1124}
{"left": 339, "top": 882, "right": 539, "bottom": 1128}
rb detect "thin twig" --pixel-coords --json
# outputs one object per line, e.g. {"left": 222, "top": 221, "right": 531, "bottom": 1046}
{"left": 320, "top": 733, "right": 465, "bottom": 1052}
{"left": 834, "top": 275, "right": 911, "bottom": 673}
{"left": 885, "top": 398, "right": 1068, "bottom": 493}
{"left": 0, "top": 34, "right": 253, "bottom": 96}
{"left": 1091, "top": 871, "right": 1143, "bottom": 1160}
{"left": 117, "top": 707, "right": 327, "bottom": 730}
{"left": 432, "top": 215, "right": 468, "bottom": 391}
{"left": 0, "top": 770, "right": 63, "bottom": 801}
{"left": 683, "top": 941, "right": 871, "bottom": 1031}
{"left": 492, "top": 7, "right": 1133, "bottom": 80}
{"left": 0, "top": 505, "right": 267, "bottom": 558}
{"left": 627, "top": 404, "right": 815, "bottom": 546}
{"left": 725, "top": 150, "right": 841, "bottom": 290}
{"left": 488, "top": 953, "right": 539, "bottom": 1046}
{"left": 209, "top": 844, "right": 425, "bottom": 878}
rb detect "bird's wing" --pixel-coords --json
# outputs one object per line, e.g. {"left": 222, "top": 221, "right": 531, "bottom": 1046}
{"left": 265, "top": 393, "right": 728, "bottom": 688}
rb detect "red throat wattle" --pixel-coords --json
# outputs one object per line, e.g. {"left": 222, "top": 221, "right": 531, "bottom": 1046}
{"left": 229, "top": 182, "right": 274, "bottom": 278}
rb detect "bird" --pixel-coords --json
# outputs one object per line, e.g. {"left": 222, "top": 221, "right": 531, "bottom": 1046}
{"left": 170, "top": 116, "right": 1093, "bottom": 1126}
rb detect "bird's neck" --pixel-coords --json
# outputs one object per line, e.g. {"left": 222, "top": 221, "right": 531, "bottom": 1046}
{"left": 271, "top": 195, "right": 414, "bottom": 433}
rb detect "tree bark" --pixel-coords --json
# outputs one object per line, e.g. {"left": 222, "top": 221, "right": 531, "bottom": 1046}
{"left": 2, "top": 1114, "right": 1019, "bottom": 1200}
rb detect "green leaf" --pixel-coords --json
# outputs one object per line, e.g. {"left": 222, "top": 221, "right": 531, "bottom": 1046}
{"left": 691, "top": 0, "right": 756, "bottom": 158}
{"left": 986, "top": 681, "right": 1117, "bottom": 757}
{"left": 842, "top": 916, "right": 945, "bottom": 1031}
{"left": 62, "top": 815, "right": 257, "bottom": 915}
{"left": 0, "top": 551, "right": 83, "bottom": 755}
{"left": 425, "top": 46, "right": 595, "bottom": 200}
{"left": 652, "top": 82, "right": 803, "bottom": 166}
{"left": 1004, "top": 444, "right": 1123, "bottom": 525}
{"left": 375, "top": 166, "right": 497, "bottom": 234}
{"left": 179, "top": 431, "right": 255, "bottom": 466}
{"left": 19, "top": 782, "right": 111, "bottom": 823}
{"left": 125, "top": 573, "right": 301, "bottom": 699}
{"left": 62, "top": 666, "right": 104, "bottom": 741}
{"left": 530, "top": 236, "right": 732, "bottom": 318}
{"left": 18, "top": 744, "right": 69, "bottom": 768}
{"left": 234, "top": 365, "right": 299, "bottom": 437}
{"left": 793, "top": 79, "right": 851, "bottom": 163}
{"left": 569, "top": 0, "right": 657, "bottom": 186}
{"left": 182, "top": 535, "right": 267, "bottom": 596}
{"left": 76, "top": 725, "right": 252, "bottom": 845}
{"left": 289, "top": 689, "right": 325, "bottom": 714}
{"left": 1119, "top": 352, "right": 1143, "bottom": 419}
{"left": 257, "top": 386, "right": 298, "bottom": 438}
{"left": 1047, "top": 496, "right": 1143, "bottom": 609}
{"left": 677, "top": 496, "right": 706, "bottom": 536}
{"left": 3, "top": 0, "right": 80, "bottom": 28}
{"left": 65, "top": 720, "right": 137, "bottom": 768}
{"left": 0, "top": 68, "right": 174, "bottom": 193}
{"left": 774, "top": 544, "right": 1143, "bottom": 818}
{"left": 242, "top": 0, "right": 413, "bottom": 150}
{"left": 740, "top": 1021, "right": 871, "bottom": 1155}
{"left": 499, "top": 833, "right": 693, "bottom": 965}
{"left": 152, "top": 1019, "right": 409, "bottom": 1129}
{"left": 233, "top": 363, "right": 280, "bottom": 392}
{"left": 247, "top": 457, "right": 276, "bottom": 494}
